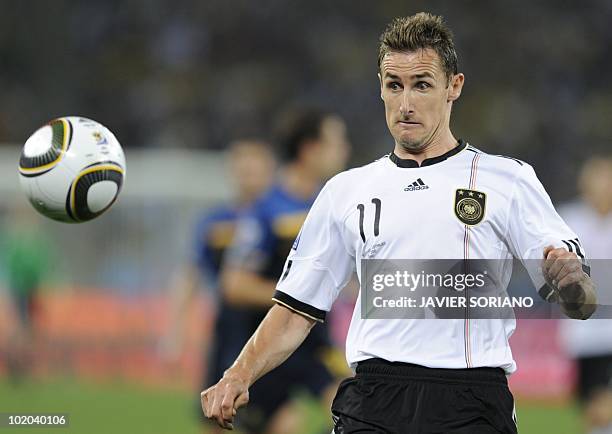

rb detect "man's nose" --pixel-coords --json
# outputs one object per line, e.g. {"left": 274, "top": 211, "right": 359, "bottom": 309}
{"left": 400, "top": 89, "right": 414, "bottom": 117}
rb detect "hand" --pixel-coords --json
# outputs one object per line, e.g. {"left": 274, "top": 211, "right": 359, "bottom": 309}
{"left": 201, "top": 369, "right": 250, "bottom": 430}
{"left": 542, "top": 245, "right": 587, "bottom": 294}
{"left": 542, "top": 245, "right": 597, "bottom": 319}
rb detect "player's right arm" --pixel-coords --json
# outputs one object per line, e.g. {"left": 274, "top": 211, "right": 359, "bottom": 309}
{"left": 201, "top": 303, "right": 315, "bottom": 429}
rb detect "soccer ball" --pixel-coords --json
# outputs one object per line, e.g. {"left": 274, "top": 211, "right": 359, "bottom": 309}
{"left": 18, "top": 116, "right": 126, "bottom": 223}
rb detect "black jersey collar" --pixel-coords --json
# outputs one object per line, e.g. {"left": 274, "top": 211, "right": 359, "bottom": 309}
{"left": 389, "top": 140, "right": 467, "bottom": 168}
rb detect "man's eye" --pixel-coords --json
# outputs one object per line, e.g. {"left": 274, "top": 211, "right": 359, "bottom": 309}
{"left": 387, "top": 82, "right": 402, "bottom": 90}
{"left": 415, "top": 81, "right": 431, "bottom": 90}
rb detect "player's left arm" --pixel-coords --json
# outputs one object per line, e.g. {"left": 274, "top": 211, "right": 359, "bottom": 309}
{"left": 505, "top": 163, "right": 597, "bottom": 320}
{"left": 542, "top": 245, "right": 597, "bottom": 320}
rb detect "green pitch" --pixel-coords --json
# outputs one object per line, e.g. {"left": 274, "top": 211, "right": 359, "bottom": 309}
{"left": 0, "top": 378, "right": 581, "bottom": 434}
{"left": 0, "top": 378, "right": 201, "bottom": 434}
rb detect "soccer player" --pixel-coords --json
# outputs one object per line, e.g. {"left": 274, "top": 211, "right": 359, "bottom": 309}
{"left": 558, "top": 156, "right": 612, "bottom": 434}
{"left": 219, "top": 108, "right": 350, "bottom": 433}
{"left": 160, "top": 139, "right": 275, "bottom": 432}
{"left": 202, "top": 13, "right": 597, "bottom": 433}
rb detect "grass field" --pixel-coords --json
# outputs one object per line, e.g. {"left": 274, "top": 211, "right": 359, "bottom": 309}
{"left": 0, "top": 378, "right": 582, "bottom": 434}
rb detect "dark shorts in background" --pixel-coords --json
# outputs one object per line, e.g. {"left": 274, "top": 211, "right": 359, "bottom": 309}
{"left": 235, "top": 346, "right": 334, "bottom": 433}
{"left": 200, "top": 305, "right": 335, "bottom": 433}
{"left": 576, "top": 354, "right": 612, "bottom": 402}
{"left": 332, "top": 358, "right": 517, "bottom": 434}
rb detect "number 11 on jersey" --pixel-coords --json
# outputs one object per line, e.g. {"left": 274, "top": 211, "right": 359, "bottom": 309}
{"left": 357, "top": 198, "right": 382, "bottom": 243}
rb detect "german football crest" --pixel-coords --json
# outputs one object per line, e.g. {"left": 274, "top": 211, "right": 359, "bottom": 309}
{"left": 454, "top": 189, "right": 486, "bottom": 225}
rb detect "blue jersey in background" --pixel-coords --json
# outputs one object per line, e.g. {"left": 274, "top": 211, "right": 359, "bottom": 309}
{"left": 227, "top": 183, "right": 332, "bottom": 351}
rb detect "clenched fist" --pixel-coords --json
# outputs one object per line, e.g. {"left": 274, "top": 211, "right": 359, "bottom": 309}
{"left": 543, "top": 246, "right": 587, "bottom": 292}
{"left": 201, "top": 369, "right": 250, "bottom": 430}
{"left": 542, "top": 245, "right": 596, "bottom": 319}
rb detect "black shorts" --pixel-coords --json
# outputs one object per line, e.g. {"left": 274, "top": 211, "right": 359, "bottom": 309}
{"left": 576, "top": 354, "right": 612, "bottom": 402}
{"left": 331, "top": 359, "right": 517, "bottom": 434}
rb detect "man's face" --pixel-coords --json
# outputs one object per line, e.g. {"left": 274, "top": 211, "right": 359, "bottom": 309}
{"left": 229, "top": 142, "right": 275, "bottom": 200}
{"left": 379, "top": 48, "right": 463, "bottom": 152}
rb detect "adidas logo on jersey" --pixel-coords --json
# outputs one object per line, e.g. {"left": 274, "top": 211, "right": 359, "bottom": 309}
{"left": 404, "top": 178, "right": 429, "bottom": 191}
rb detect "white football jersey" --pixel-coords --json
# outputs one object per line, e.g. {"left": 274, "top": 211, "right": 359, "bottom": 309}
{"left": 273, "top": 140, "right": 583, "bottom": 374}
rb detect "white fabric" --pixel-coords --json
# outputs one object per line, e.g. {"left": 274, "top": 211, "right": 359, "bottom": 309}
{"left": 276, "top": 145, "right": 582, "bottom": 374}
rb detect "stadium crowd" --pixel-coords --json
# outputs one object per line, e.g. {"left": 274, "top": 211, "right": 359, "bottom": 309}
{"left": 0, "top": 0, "right": 610, "bottom": 201}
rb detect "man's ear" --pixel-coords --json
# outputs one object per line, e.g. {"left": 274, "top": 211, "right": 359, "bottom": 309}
{"left": 447, "top": 73, "right": 465, "bottom": 102}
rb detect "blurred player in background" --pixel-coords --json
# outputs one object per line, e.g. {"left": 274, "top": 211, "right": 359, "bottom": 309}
{"left": 220, "top": 108, "right": 350, "bottom": 434}
{"left": 161, "top": 139, "right": 275, "bottom": 432}
{"left": 559, "top": 156, "right": 612, "bottom": 434}
{"left": 1, "top": 204, "right": 52, "bottom": 383}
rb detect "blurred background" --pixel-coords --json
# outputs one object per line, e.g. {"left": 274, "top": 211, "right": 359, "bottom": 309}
{"left": 0, "top": 1, "right": 611, "bottom": 433}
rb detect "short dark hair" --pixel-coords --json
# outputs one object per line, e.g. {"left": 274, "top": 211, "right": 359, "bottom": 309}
{"left": 378, "top": 12, "right": 458, "bottom": 82}
{"left": 274, "top": 108, "right": 332, "bottom": 162}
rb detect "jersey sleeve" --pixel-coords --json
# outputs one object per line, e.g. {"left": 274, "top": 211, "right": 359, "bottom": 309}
{"left": 273, "top": 183, "right": 354, "bottom": 322}
{"left": 505, "top": 164, "right": 588, "bottom": 299}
